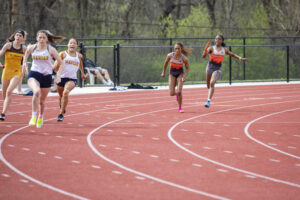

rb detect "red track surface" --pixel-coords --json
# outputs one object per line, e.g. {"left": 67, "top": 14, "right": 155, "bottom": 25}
{"left": 0, "top": 84, "right": 300, "bottom": 200}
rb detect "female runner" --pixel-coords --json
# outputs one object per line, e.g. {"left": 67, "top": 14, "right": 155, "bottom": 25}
{"left": 161, "top": 42, "right": 191, "bottom": 113}
{"left": 0, "top": 29, "right": 27, "bottom": 120}
{"left": 53, "top": 38, "right": 85, "bottom": 121}
{"left": 23, "top": 30, "right": 65, "bottom": 128}
{"left": 203, "top": 35, "right": 247, "bottom": 108}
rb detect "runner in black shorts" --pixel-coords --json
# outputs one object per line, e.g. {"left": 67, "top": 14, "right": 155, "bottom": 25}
{"left": 53, "top": 38, "right": 85, "bottom": 121}
{"left": 161, "top": 42, "right": 192, "bottom": 113}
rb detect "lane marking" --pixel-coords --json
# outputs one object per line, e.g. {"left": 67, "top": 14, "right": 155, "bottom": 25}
{"left": 168, "top": 100, "right": 300, "bottom": 188}
{"left": 0, "top": 127, "right": 89, "bottom": 200}
{"left": 245, "top": 107, "right": 300, "bottom": 159}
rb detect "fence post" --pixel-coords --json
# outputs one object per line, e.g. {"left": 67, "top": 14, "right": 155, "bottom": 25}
{"left": 169, "top": 38, "right": 173, "bottom": 52}
{"left": 94, "top": 39, "right": 97, "bottom": 65}
{"left": 229, "top": 46, "right": 232, "bottom": 85}
{"left": 79, "top": 42, "right": 85, "bottom": 88}
{"left": 113, "top": 44, "right": 116, "bottom": 87}
{"left": 243, "top": 37, "right": 246, "bottom": 80}
{"left": 116, "top": 42, "right": 120, "bottom": 86}
{"left": 287, "top": 45, "right": 289, "bottom": 83}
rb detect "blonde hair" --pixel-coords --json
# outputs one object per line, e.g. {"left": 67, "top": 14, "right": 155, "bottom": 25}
{"left": 175, "top": 42, "right": 193, "bottom": 56}
{"left": 37, "top": 30, "right": 65, "bottom": 44}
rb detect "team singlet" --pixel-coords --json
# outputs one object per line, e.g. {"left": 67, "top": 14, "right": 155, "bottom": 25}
{"left": 2, "top": 43, "right": 24, "bottom": 80}
{"left": 209, "top": 46, "right": 225, "bottom": 67}
{"left": 31, "top": 45, "right": 53, "bottom": 75}
{"left": 170, "top": 52, "right": 184, "bottom": 70}
{"left": 61, "top": 51, "right": 80, "bottom": 79}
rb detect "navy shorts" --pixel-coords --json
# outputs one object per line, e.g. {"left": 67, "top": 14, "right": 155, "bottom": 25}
{"left": 27, "top": 71, "right": 52, "bottom": 88}
{"left": 57, "top": 78, "right": 77, "bottom": 87}
{"left": 170, "top": 67, "right": 184, "bottom": 78}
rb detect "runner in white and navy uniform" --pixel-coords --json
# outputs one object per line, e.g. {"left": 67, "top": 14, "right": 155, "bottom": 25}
{"left": 203, "top": 35, "right": 248, "bottom": 108}
{"left": 162, "top": 42, "right": 191, "bottom": 113}
{"left": 53, "top": 38, "right": 85, "bottom": 122}
{"left": 23, "top": 30, "right": 65, "bottom": 128}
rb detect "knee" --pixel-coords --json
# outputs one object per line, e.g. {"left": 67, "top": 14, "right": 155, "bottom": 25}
{"left": 177, "top": 92, "right": 182, "bottom": 96}
{"left": 210, "top": 82, "right": 215, "bottom": 88}
{"left": 33, "top": 90, "right": 41, "bottom": 98}
{"left": 63, "top": 89, "right": 70, "bottom": 97}
{"left": 6, "top": 90, "right": 13, "bottom": 97}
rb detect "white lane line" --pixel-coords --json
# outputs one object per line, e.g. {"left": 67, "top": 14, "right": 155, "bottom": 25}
{"left": 293, "top": 134, "right": 300, "bottom": 137}
{"left": 87, "top": 108, "right": 230, "bottom": 200}
{"left": 8, "top": 144, "right": 15, "bottom": 148}
{"left": 91, "top": 165, "right": 101, "bottom": 169}
{"left": 121, "top": 132, "right": 128, "bottom": 135}
{"left": 288, "top": 146, "right": 296, "bottom": 149}
{"left": 169, "top": 159, "right": 179, "bottom": 162}
{"left": 168, "top": 101, "right": 300, "bottom": 188}
{"left": 135, "top": 176, "right": 146, "bottom": 180}
{"left": 20, "top": 179, "right": 29, "bottom": 183}
{"left": 38, "top": 152, "right": 46, "bottom": 155}
{"left": 203, "top": 147, "right": 213, "bottom": 150}
{"left": 112, "top": 171, "right": 122, "bottom": 175}
{"left": 245, "top": 107, "right": 300, "bottom": 159}
{"left": 217, "top": 169, "right": 228, "bottom": 173}
{"left": 192, "top": 163, "right": 202, "bottom": 167}
{"left": 99, "top": 144, "right": 107, "bottom": 147}
{"left": 273, "top": 132, "right": 281, "bottom": 135}
{"left": 150, "top": 155, "right": 159, "bottom": 158}
{"left": 71, "top": 138, "right": 78, "bottom": 141}
{"left": 72, "top": 160, "right": 80, "bottom": 164}
{"left": 0, "top": 126, "right": 89, "bottom": 200}
{"left": 231, "top": 137, "right": 240, "bottom": 140}
{"left": 152, "top": 137, "right": 160, "bottom": 140}
{"left": 1, "top": 173, "right": 10, "bottom": 178}
{"left": 245, "top": 154, "right": 256, "bottom": 158}
{"left": 269, "top": 159, "right": 280, "bottom": 163}
{"left": 132, "top": 151, "right": 140, "bottom": 154}
{"left": 21, "top": 148, "right": 30, "bottom": 151}
{"left": 54, "top": 156, "right": 63, "bottom": 160}
{"left": 183, "top": 143, "right": 191, "bottom": 146}
{"left": 224, "top": 151, "right": 233, "bottom": 154}
{"left": 114, "top": 147, "right": 122, "bottom": 150}
{"left": 245, "top": 175, "right": 256, "bottom": 179}
{"left": 56, "top": 136, "right": 63, "bottom": 138}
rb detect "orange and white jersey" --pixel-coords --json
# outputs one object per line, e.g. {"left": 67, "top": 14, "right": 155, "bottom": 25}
{"left": 209, "top": 46, "right": 225, "bottom": 66}
{"left": 61, "top": 51, "right": 80, "bottom": 79}
{"left": 170, "top": 52, "right": 184, "bottom": 70}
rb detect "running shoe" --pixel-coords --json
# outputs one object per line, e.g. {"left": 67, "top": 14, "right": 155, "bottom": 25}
{"left": 57, "top": 114, "right": 64, "bottom": 122}
{"left": 36, "top": 118, "right": 43, "bottom": 128}
{"left": 204, "top": 100, "right": 210, "bottom": 108}
{"left": 178, "top": 108, "right": 184, "bottom": 113}
{"left": 0, "top": 113, "right": 5, "bottom": 121}
{"left": 29, "top": 116, "right": 37, "bottom": 126}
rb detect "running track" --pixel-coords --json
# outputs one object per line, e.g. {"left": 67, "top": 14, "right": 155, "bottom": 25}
{"left": 0, "top": 83, "right": 299, "bottom": 200}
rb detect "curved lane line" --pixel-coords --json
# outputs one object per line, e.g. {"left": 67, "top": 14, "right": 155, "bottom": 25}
{"left": 167, "top": 101, "right": 300, "bottom": 188}
{"left": 87, "top": 108, "right": 230, "bottom": 200}
{"left": 244, "top": 107, "right": 300, "bottom": 159}
{"left": 0, "top": 126, "right": 89, "bottom": 200}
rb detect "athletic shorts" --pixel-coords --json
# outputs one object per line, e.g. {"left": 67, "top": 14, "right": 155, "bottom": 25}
{"left": 170, "top": 67, "right": 184, "bottom": 78}
{"left": 27, "top": 71, "right": 52, "bottom": 88}
{"left": 206, "top": 63, "right": 222, "bottom": 75}
{"left": 2, "top": 67, "right": 21, "bottom": 81}
{"left": 57, "top": 78, "right": 77, "bottom": 87}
